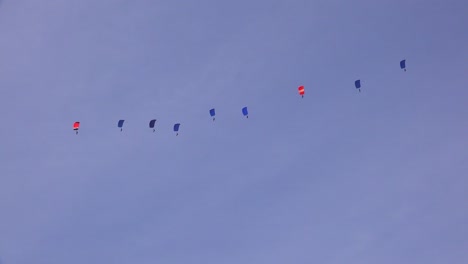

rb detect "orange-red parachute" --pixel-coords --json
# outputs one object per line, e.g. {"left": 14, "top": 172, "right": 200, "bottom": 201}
{"left": 298, "top": 85, "right": 305, "bottom": 98}
{"left": 73, "top": 122, "right": 80, "bottom": 134}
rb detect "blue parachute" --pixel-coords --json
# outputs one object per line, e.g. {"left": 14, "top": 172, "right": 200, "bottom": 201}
{"left": 174, "top": 123, "right": 180, "bottom": 136}
{"left": 149, "top": 119, "right": 156, "bottom": 132}
{"left": 242, "top": 107, "right": 249, "bottom": 118}
{"left": 209, "top": 108, "right": 216, "bottom": 121}
{"left": 400, "top": 60, "right": 406, "bottom": 71}
{"left": 118, "top": 120, "right": 125, "bottom": 131}
{"left": 355, "top": 80, "right": 361, "bottom": 92}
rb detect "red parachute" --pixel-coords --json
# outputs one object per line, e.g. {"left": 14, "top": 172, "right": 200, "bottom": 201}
{"left": 73, "top": 122, "right": 80, "bottom": 134}
{"left": 298, "top": 85, "right": 305, "bottom": 98}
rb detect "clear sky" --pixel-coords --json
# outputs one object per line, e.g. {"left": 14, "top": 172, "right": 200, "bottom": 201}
{"left": 0, "top": 0, "right": 467, "bottom": 263}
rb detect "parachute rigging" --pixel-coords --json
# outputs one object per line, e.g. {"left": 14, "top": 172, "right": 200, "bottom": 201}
{"left": 174, "top": 123, "right": 180, "bottom": 136}
{"left": 209, "top": 108, "right": 216, "bottom": 121}
{"left": 400, "top": 60, "right": 406, "bottom": 71}
{"left": 242, "top": 107, "right": 249, "bottom": 118}
{"left": 73, "top": 122, "right": 80, "bottom": 134}
{"left": 149, "top": 119, "right": 156, "bottom": 132}
{"left": 298, "top": 85, "right": 305, "bottom": 98}
{"left": 355, "top": 80, "right": 361, "bottom": 93}
{"left": 118, "top": 120, "right": 125, "bottom": 131}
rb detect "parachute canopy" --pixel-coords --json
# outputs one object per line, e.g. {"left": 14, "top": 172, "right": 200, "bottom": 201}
{"left": 242, "top": 107, "right": 248, "bottom": 117}
{"left": 298, "top": 85, "right": 305, "bottom": 97}
{"left": 73, "top": 122, "right": 80, "bottom": 130}
{"left": 149, "top": 119, "right": 156, "bottom": 128}
{"left": 209, "top": 108, "right": 215, "bottom": 117}
{"left": 174, "top": 123, "right": 180, "bottom": 132}
{"left": 118, "top": 120, "right": 125, "bottom": 128}
{"left": 355, "top": 80, "right": 361, "bottom": 89}
{"left": 400, "top": 60, "right": 406, "bottom": 71}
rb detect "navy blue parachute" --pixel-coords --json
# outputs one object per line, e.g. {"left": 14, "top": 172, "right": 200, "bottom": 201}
{"left": 149, "top": 119, "right": 156, "bottom": 132}
{"left": 400, "top": 60, "right": 406, "bottom": 71}
{"left": 174, "top": 123, "right": 180, "bottom": 136}
{"left": 209, "top": 108, "right": 216, "bottom": 121}
{"left": 118, "top": 120, "right": 125, "bottom": 131}
{"left": 242, "top": 107, "right": 249, "bottom": 118}
{"left": 355, "top": 80, "right": 361, "bottom": 92}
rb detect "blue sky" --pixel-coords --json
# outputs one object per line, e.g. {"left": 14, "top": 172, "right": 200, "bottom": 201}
{"left": 0, "top": 0, "right": 467, "bottom": 263}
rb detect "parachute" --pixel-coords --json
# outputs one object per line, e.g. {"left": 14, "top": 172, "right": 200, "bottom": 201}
{"left": 209, "top": 108, "right": 216, "bottom": 121}
{"left": 118, "top": 120, "right": 125, "bottom": 131}
{"left": 400, "top": 60, "right": 406, "bottom": 71}
{"left": 73, "top": 122, "right": 80, "bottom": 134}
{"left": 174, "top": 123, "right": 180, "bottom": 136}
{"left": 149, "top": 119, "right": 156, "bottom": 132}
{"left": 298, "top": 85, "right": 305, "bottom": 98}
{"left": 242, "top": 107, "right": 249, "bottom": 118}
{"left": 355, "top": 80, "right": 361, "bottom": 92}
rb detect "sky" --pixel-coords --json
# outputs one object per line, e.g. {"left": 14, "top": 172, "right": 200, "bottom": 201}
{"left": 0, "top": 0, "right": 467, "bottom": 263}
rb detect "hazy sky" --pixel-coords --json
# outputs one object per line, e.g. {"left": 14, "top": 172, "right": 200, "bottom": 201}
{"left": 0, "top": 0, "right": 467, "bottom": 263}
